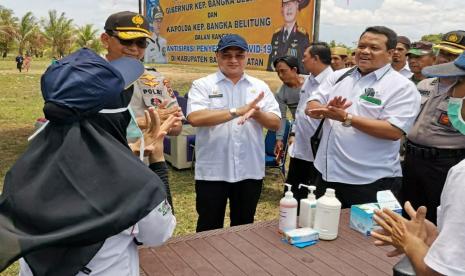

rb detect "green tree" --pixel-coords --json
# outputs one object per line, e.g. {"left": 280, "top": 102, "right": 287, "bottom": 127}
{"left": 16, "top": 11, "right": 37, "bottom": 55}
{"left": 42, "top": 10, "right": 74, "bottom": 57}
{"left": 76, "top": 24, "right": 103, "bottom": 53}
{"left": 28, "top": 27, "right": 47, "bottom": 57}
{"left": 421, "top": 33, "right": 442, "bottom": 44}
{"left": 0, "top": 5, "right": 18, "bottom": 57}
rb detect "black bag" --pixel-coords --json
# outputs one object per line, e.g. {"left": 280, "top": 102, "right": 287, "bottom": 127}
{"left": 309, "top": 67, "right": 357, "bottom": 158}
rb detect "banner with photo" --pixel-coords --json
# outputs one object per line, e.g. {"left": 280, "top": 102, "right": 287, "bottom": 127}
{"left": 144, "top": 0, "right": 315, "bottom": 71}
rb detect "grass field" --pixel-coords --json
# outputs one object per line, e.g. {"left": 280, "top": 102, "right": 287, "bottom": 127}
{"left": 0, "top": 57, "right": 285, "bottom": 275}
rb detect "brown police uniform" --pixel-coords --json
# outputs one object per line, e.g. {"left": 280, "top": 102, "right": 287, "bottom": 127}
{"left": 267, "top": 24, "right": 310, "bottom": 74}
{"left": 403, "top": 31, "right": 465, "bottom": 223}
{"left": 130, "top": 68, "right": 179, "bottom": 117}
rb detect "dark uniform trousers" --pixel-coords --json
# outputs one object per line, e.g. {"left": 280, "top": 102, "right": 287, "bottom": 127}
{"left": 402, "top": 142, "right": 465, "bottom": 223}
{"left": 314, "top": 173, "right": 402, "bottom": 209}
{"left": 285, "top": 157, "right": 319, "bottom": 214}
{"left": 195, "top": 179, "right": 263, "bottom": 232}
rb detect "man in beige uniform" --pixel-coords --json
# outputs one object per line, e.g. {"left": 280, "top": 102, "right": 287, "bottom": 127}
{"left": 403, "top": 30, "right": 465, "bottom": 224}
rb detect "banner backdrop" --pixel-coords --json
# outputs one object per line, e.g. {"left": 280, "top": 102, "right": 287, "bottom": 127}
{"left": 145, "top": 0, "right": 315, "bottom": 71}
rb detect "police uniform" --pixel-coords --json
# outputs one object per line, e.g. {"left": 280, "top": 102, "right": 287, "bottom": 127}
{"left": 403, "top": 30, "right": 465, "bottom": 224}
{"left": 404, "top": 78, "right": 465, "bottom": 223}
{"left": 130, "top": 68, "right": 179, "bottom": 118}
{"left": 267, "top": 24, "right": 310, "bottom": 74}
{"left": 145, "top": 35, "right": 168, "bottom": 64}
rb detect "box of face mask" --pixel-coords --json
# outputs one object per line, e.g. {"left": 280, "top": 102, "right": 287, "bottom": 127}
{"left": 349, "top": 190, "right": 402, "bottom": 236}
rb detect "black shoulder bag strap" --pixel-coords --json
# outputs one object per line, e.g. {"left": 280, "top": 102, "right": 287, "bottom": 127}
{"left": 310, "top": 67, "right": 357, "bottom": 158}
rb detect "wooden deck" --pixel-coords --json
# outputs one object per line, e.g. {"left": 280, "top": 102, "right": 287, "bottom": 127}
{"left": 139, "top": 210, "right": 399, "bottom": 275}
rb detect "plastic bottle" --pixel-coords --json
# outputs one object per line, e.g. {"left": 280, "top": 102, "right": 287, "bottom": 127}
{"left": 298, "top": 184, "right": 317, "bottom": 228}
{"left": 313, "top": 188, "right": 341, "bottom": 240}
{"left": 278, "top": 184, "right": 298, "bottom": 233}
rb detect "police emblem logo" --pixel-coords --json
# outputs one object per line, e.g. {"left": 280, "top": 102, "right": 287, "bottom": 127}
{"left": 140, "top": 74, "right": 156, "bottom": 81}
{"left": 447, "top": 33, "right": 459, "bottom": 43}
{"left": 437, "top": 111, "right": 451, "bottom": 127}
{"left": 132, "top": 15, "right": 144, "bottom": 27}
{"left": 150, "top": 97, "right": 162, "bottom": 106}
{"left": 143, "top": 80, "right": 159, "bottom": 87}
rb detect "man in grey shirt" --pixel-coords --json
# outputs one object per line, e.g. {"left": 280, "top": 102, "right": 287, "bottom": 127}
{"left": 273, "top": 55, "right": 305, "bottom": 157}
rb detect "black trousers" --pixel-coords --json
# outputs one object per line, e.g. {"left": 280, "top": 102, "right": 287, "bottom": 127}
{"left": 402, "top": 151, "right": 464, "bottom": 224}
{"left": 195, "top": 179, "right": 263, "bottom": 232}
{"left": 314, "top": 173, "right": 402, "bottom": 209}
{"left": 285, "top": 157, "right": 319, "bottom": 214}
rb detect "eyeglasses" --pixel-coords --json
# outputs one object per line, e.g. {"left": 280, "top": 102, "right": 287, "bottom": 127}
{"left": 107, "top": 31, "right": 149, "bottom": 49}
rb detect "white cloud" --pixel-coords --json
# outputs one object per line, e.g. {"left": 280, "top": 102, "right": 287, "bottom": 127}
{"left": 320, "top": 0, "right": 465, "bottom": 44}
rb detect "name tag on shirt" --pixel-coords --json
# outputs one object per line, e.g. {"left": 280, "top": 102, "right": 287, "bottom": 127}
{"left": 209, "top": 94, "right": 223, "bottom": 98}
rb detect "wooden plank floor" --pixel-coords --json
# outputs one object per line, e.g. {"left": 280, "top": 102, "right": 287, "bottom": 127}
{"left": 140, "top": 210, "right": 399, "bottom": 275}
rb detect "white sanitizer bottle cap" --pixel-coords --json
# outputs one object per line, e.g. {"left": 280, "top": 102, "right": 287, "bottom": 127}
{"left": 284, "top": 183, "right": 293, "bottom": 198}
{"left": 325, "top": 188, "right": 336, "bottom": 197}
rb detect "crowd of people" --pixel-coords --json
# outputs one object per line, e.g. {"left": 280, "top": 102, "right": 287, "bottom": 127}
{"left": 1, "top": 7, "right": 464, "bottom": 276}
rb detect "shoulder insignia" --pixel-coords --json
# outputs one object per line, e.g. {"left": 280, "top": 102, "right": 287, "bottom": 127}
{"left": 430, "top": 78, "right": 438, "bottom": 86}
{"left": 145, "top": 67, "right": 157, "bottom": 72}
{"left": 274, "top": 27, "right": 281, "bottom": 34}
{"left": 297, "top": 26, "right": 308, "bottom": 34}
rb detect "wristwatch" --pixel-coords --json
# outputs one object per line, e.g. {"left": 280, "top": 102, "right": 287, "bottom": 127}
{"left": 342, "top": 113, "right": 353, "bottom": 127}
{"left": 229, "top": 108, "right": 239, "bottom": 119}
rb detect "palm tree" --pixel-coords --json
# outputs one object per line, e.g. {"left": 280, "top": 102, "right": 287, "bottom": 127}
{"left": 0, "top": 5, "right": 18, "bottom": 57}
{"left": 16, "top": 11, "right": 36, "bottom": 55}
{"left": 76, "top": 24, "right": 103, "bottom": 53}
{"left": 28, "top": 27, "right": 47, "bottom": 57}
{"left": 42, "top": 10, "right": 74, "bottom": 57}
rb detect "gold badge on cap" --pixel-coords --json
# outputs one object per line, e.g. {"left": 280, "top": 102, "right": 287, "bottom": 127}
{"left": 447, "top": 33, "right": 459, "bottom": 43}
{"left": 132, "top": 15, "right": 144, "bottom": 27}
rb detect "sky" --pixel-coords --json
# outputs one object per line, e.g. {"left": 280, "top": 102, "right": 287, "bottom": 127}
{"left": 2, "top": 0, "right": 465, "bottom": 47}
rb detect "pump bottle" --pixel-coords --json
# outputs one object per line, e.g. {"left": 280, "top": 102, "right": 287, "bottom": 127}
{"left": 279, "top": 184, "right": 297, "bottom": 233}
{"left": 313, "top": 188, "right": 341, "bottom": 240}
{"left": 298, "top": 184, "right": 317, "bottom": 228}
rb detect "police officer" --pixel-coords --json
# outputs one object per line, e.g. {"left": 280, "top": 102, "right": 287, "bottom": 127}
{"left": 145, "top": 5, "right": 168, "bottom": 64}
{"left": 403, "top": 30, "right": 465, "bottom": 224}
{"left": 267, "top": 0, "right": 310, "bottom": 74}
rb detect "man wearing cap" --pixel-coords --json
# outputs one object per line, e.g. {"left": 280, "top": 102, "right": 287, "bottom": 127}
{"left": 392, "top": 36, "right": 413, "bottom": 78}
{"left": 372, "top": 53, "right": 465, "bottom": 276}
{"left": 403, "top": 30, "right": 465, "bottom": 224}
{"left": 272, "top": 55, "right": 304, "bottom": 159}
{"left": 102, "top": 11, "right": 182, "bottom": 210}
{"left": 145, "top": 5, "right": 167, "bottom": 64}
{"left": 267, "top": 0, "right": 311, "bottom": 74}
{"left": 285, "top": 42, "right": 333, "bottom": 210}
{"left": 407, "top": 41, "right": 435, "bottom": 84}
{"left": 305, "top": 26, "right": 421, "bottom": 208}
{"left": 187, "top": 34, "right": 281, "bottom": 232}
{"left": 330, "top": 46, "right": 348, "bottom": 71}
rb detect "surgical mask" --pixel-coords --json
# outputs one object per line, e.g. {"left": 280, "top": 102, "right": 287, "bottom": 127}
{"left": 447, "top": 96, "right": 465, "bottom": 135}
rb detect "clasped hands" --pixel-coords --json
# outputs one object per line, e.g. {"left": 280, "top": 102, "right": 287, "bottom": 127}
{"left": 305, "top": 96, "right": 352, "bottom": 122}
{"left": 370, "top": 201, "right": 438, "bottom": 257}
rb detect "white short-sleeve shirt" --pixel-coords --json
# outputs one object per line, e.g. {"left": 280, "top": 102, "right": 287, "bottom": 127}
{"left": 308, "top": 64, "right": 421, "bottom": 184}
{"left": 20, "top": 201, "right": 176, "bottom": 276}
{"left": 187, "top": 71, "right": 281, "bottom": 182}
{"left": 291, "top": 66, "right": 333, "bottom": 162}
{"left": 424, "top": 160, "right": 465, "bottom": 275}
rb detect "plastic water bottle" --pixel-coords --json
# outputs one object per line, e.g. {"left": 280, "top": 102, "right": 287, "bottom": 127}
{"left": 279, "top": 183, "right": 297, "bottom": 233}
{"left": 313, "top": 188, "right": 341, "bottom": 240}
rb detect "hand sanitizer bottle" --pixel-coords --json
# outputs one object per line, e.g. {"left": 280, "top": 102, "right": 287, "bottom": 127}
{"left": 298, "top": 184, "right": 317, "bottom": 228}
{"left": 313, "top": 188, "right": 341, "bottom": 240}
{"left": 279, "top": 184, "right": 297, "bottom": 233}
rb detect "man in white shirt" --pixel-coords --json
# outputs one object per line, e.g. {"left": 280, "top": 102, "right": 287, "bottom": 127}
{"left": 305, "top": 26, "right": 421, "bottom": 208}
{"left": 286, "top": 42, "right": 333, "bottom": 210}
{"left": 187, "top": 34, "right": 281, "bottom": 232}
{"left": 392, "top": 36, "right": 413, "bottom": 78}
